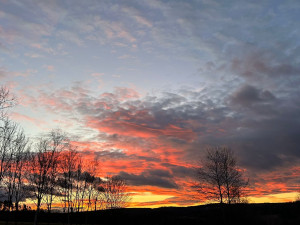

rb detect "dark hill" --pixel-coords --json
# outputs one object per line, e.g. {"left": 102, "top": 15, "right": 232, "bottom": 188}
{"left": 1, "top": 202, "right": 300, "bottom": 225}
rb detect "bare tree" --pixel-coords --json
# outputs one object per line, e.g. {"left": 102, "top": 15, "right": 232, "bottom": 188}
{"left": 2, "top": 124, "right": 30, "bottom": 211}
{"left": 0, "top": 86, "right": 16, "bottom": 118}
{"left": 45, "top": 155, "right": 60, "bottom": 212}
{"left": 0, "top": 86, "right": 17, "bottom": 184}
{"left": 85, "top": 158, "right": 99, "bottom": 211}
{"left": 295, "top": 192, "right": 300, "bottom": 202}
{"left": 92, "top": 177, "right": 103, "bottom": 211}
{"left": 72, "top": 158, "right": 96, "bottom": 212}
{"left": 0, "top": 88, "right": 28, "bottom": 212}
{"left": 0, "top": 119, "right": 18, "bottom": 184}
{"left": 73, "top": 156, "right": 84, "bottom": 212}
{"left": 196, "top": 146, "right": 248, "bottom": 204}
{"left": 59, "top": 145, "right": 79, "bottom": 214}
{"left": 102, "top": 176, "right": 131, "bottom": 209}
{"left": 69, "top": 156, "right": 103, "bottom": 212}
{"left": 13, "top": 136, "right": 30, "bottom": 211}
{"left": 28, "top": 130, "right": 68, "bottom": 225}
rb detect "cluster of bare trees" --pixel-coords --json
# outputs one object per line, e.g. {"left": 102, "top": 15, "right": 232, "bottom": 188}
{"left": 196, "top": 146, "right": 249, "bottom": 204}
{"left": 27, "top": 130, "right": 130, "bottom": 225}
{"left": 0, "top": 123, "right": 130, "bottom": 223}
{"left": 0, "top": 87, "right": 130, "bottom": 225}
{"left": 0, "top": 126, "right": 131, "bottom": 209}
{"left": 0, "top": 119, "right": 30, "bottom": 211}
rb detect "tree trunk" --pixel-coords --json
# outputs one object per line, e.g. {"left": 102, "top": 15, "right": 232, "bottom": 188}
{"left": 34, "top": 208, "right": 39, "bottom": 225}
{"left": 34, "top": 198, "right": 41, "bottom": 225}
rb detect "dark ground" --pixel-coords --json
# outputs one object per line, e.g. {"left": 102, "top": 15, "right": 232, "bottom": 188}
{"left": 1, "top": 202, "right": 300, "bottom": 225}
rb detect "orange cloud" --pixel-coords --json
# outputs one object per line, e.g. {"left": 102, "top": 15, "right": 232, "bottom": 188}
{"left": 86, "top": 115, "right": 196, "bottom": 141}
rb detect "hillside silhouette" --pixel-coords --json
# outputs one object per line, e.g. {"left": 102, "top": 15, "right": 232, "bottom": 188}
{"left": 1, "top": 202, "right": 300, "bottom": 225}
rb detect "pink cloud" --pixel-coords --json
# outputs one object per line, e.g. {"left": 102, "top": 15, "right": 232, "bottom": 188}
{"left": 11, "top": 112, "right": 47, "bottom": 128}
{"left": 87, "top": 116, "right": 195, "bottom": 141}
{"left": 45, "top": 65, "right": 55, "bottom": 71}
{"left": 91, "top": 72, "right": 104, "bottom": 77}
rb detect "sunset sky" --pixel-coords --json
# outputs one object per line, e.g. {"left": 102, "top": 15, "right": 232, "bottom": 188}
{"left": 1, "top": 0, "right": 300, "bottom": 207}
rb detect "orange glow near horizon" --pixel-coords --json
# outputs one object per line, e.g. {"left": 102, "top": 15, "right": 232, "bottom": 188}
{"left": 15, "top": 135, "right": 300, "bottom": 209}
{"left": 67, "top": 129, "right": 300, "bottom": 208}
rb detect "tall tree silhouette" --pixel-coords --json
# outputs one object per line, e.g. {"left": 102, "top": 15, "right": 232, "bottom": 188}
{"left": 196, "top": 146, "right": 248, "bottom": 204}
{"left": 28, "top": 130, "right": 68, "bottom": 225}
{"left": 102, "top": 176, "right": 131, "bottom": 209}
{"left": 2, "top": 123, "right": 30, "bottom": 211}
{"left": 0, "top": 86, "right": 16, "bottom": 118}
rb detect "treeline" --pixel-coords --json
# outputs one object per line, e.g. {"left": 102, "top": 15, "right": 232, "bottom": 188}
{"left": 0, "top": 120, "right": 130, "bottom": 214}
{"left": 0, "top": 87, "right": 130, "bottom": 225}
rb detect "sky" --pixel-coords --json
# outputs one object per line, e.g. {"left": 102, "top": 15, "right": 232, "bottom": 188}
{"left": 0, "top": 0, "right": 300, "bottom": 207}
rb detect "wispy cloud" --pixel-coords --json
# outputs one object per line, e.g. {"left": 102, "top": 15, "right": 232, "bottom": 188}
{"left": 11, "top": 112, "right": 47, "bottom": 128}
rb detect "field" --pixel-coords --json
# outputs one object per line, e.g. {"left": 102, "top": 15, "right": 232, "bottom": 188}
{"left": 1, "top": 203, "right": 300, "bottom": 225}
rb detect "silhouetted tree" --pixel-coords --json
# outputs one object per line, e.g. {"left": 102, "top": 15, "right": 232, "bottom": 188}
{"left": 59, "top": 145, "right": 79, "bottom": 214}
{"left": 28, "top": 130, "right": 68, "bottom": 225}
{"left": 2, "top": 123, "right": 30, "bottom": 211}
{"left": 92, "top": 177, "right": 103, "bottom": 211}
{"left": 0, "top": 86, "right": 18, "bottom": 207}
{"left": 196, "top": 146, "right": 248, "bottom": 204}
{"left": 12, "top": 135, "right": 30, "bottom": 211}
{"left": 45, "top": 161, "right": 60, "bottom": 212}
{"left": 0, "top": 119, "right": 18, "bottom": 185}
{"left": 43, "top": 131, "right": 67, "bottom": 213}
{"left": 0, "top": 86, "right": 16, "bottom": 118}
{"left": 102, "top": 176, "right": 130, "bottom": 209}
{"left": 73, "top": 155, "right": 84, "bottom": 212}
{"left": 85, "top": 158, "right": 100, "bottom": 211}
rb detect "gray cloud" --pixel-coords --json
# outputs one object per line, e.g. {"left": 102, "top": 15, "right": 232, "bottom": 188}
{"left": 231, "top": 85, "right": 276, "bottom": 107}
{"left": 59, "top": 80, "right": 299, "bottom": 177}
{"left": 118, "top": 170, "right": 177, "bottom": 189}
{"left": 162, "top": 163, "right": 196, "bottom": 179}
{"left": 29, "top": 78, "right": 300, "bottom": 180}
{"left": 230, "top": 52, "right": 300, "bottom": 79}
